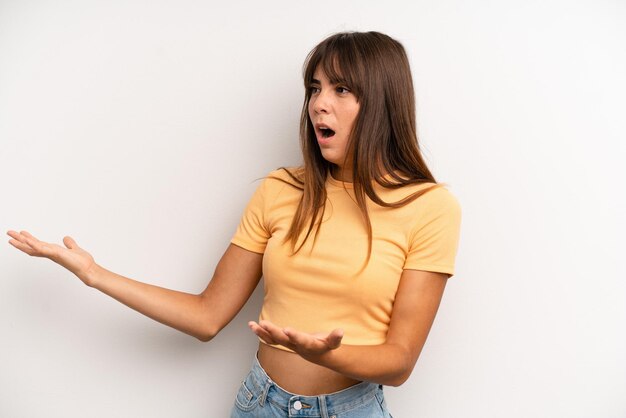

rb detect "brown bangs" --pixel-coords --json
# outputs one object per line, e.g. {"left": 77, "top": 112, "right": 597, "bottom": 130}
{"left": 302, "top": 34, "right": 365, "bottom": 101}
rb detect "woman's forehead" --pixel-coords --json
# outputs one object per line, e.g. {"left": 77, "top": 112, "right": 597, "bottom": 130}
{"left": 312, "top": 59, "right": 346, "bottom": 85}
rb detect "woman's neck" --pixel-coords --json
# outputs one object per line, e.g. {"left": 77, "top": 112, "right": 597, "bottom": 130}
{"left": 330, "top": 166, "right": 353, "bottom": 183}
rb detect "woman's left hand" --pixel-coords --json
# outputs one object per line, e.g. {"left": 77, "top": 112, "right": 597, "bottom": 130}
{"left": 248, "top": 320, "right": 343, "bottom": 358}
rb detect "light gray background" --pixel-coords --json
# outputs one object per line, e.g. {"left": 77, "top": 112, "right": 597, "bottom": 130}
{"left": 1, "top": 1, "right": 624, "bottom": 417}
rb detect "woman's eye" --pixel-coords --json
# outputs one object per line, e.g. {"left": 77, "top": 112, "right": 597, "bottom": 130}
{"left": 336, "top": 86, "right": 351, "bottom": 94}
{"left": 310, "top": 86, "right": 321, "bottom": 94}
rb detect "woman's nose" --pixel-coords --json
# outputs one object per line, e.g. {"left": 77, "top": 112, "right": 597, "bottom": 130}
{"left": 312, "top": 90, "right": 331, "bottom": 114}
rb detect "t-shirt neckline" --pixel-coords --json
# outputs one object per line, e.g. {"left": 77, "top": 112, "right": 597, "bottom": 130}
{"left": 325, "top": 170, "right": 403, "bottom": 189}
{"left": 327, "top": 172, "right": 354, "bottom": 189}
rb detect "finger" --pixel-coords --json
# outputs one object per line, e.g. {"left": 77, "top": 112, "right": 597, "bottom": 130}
{"left": 21, "top": 235, "right": 45, "bottom": 253}
{"left": 248, "top": 322, "right": 278, "bottom": 345}
{"left": 7, "top": 231, "right": 29, "bottom": 248}
{"left": 19, "top": 231, "right": 49, "bottom": 250}
{"left": 8, "top": 231, "right": 40, "bottom": 253}
{"left": 258, "top": 320, "right": 286, "bottom": 337}
{"left": 326, "top": 328, "right": 344, "bottom": 349}
{"left": 258, "top": 319, "right": 281, "bottom": 332}
{"left": 7, "top": 230, "right": 31, "bottom": 245}
{"left": 283, "top": 328, "right": 329, "bottom": 355}
{"left": 7, "top": 230, "right": 53, "bottom": 258}
{"left": 258, "top": 320, "right": 293, "bottom": 346}
{"left": 63, "top": 236, "right": 78, "bottom": 250}
{"left": 19, "top": 234, "right": 55, "bottom": 257}
{"left": 283, "top": 327, "right": 315, "bottom": 348}
{"left": 20, "top": 230, "right": 38, "bottom": 240}
{"left": 18, "top": 231, "right": 38, "bottom": 247}
{"left": 8, "top": 238, "right": 37, "bottom": 256}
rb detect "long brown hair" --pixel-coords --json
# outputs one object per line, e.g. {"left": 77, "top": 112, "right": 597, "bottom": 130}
{"left": 272, "top": 31, "right": 447, "bottom": 271}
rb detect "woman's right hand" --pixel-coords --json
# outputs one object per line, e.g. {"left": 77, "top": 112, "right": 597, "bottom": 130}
{"left": 7, "top": 230, "right": 98, "bottom": 286}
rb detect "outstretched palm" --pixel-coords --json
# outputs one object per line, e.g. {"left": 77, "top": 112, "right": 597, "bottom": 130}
{"left": 7, "top": 230, "right": 97, "bottom": 284}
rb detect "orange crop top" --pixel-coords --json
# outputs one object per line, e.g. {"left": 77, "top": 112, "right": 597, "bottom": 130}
{"left": 230, "top": 168, "right": 462, "bottom": 352}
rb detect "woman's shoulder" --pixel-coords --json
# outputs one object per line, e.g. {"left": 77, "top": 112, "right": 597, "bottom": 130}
{"left": 423, "top": 184, "right": 460, "bottom": 213}
{"left": 266, "top": 166, "right": 304, "bottom": 181}
{"left": 380, "top": 177, "right": 460, "bottom": 212}
{"left": 261, "top": 166, "right": 305, "bottom": 192}
{"left": 407, "top": 183, "right": 461, "bottom": 221}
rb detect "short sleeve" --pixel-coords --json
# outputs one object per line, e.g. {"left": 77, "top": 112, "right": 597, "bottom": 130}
{"left": 403, "top": 188, "right": 462, "bottom": 278}
{"left": 230, "top": 177, "right": 272, "bottom": 254}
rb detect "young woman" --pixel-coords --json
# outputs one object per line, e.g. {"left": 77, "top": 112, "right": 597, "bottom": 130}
{"left": 7, "top": 31, "right": 461, "bottom": 417}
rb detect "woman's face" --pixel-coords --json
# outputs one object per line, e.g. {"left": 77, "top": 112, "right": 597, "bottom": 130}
{"left": 308, "top": 66, "right": 360, "bottom": 177}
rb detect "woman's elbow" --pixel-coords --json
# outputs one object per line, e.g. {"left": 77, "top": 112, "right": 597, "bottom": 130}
{"left": 385, "top": 353, "right": 416, "bottom": 386}
{"left": 386, "top": 372, "right": 411, "bottom": 387}
{"left": 195, "top": 332, "right": 214, "bottom": 343}
{"left": 194, "top": 323, "right": 220, "bottom": 342}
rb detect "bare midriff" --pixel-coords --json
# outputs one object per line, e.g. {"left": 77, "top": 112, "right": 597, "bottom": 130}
{"left": 257, "top": 342, "right": 362, "bottom": 396}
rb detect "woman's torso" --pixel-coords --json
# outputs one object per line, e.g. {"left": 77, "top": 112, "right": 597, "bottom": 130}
{"left": 232, "top": 170, "right": 457, "bottom": 394}
{"left": 257, "top": 342, "right": 361, "bottom": 395}
{"left": 250, "top": 171, "right": 440, "bottom": 349}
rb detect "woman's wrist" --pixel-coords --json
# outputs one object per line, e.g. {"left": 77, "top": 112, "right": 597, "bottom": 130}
{"left": 81, "top": 262, "right": 104, "bottom": 287}
{"left": 302, "top": 344, "right": 340, "bottom": 369}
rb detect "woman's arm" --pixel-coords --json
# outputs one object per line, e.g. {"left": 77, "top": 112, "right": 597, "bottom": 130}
{"left": 249, "top": 268, "right": 448, "bottom": 386}
{"left": 89, "top": 243, "right": 263, "bottom": 341}
{"left": 7, "top": 230, "right": 263, "bottom": 342}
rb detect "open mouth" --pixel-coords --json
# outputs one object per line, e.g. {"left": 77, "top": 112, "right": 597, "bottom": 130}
{"left": 320, "top": 127, "right": 335, "bottom": 138}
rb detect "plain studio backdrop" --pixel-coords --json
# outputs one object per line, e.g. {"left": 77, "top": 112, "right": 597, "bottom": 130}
{"left": 1, "top": 1, "right": 624, "bottom": 417}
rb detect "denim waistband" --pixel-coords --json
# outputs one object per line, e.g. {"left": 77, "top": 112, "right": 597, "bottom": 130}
{"left": 246, "top": 353, "right": 382, "bottom": 417}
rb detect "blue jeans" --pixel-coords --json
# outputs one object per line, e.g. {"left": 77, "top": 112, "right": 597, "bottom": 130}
{"left": 230, "top": 354, "right": 393, "bottom": 418}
